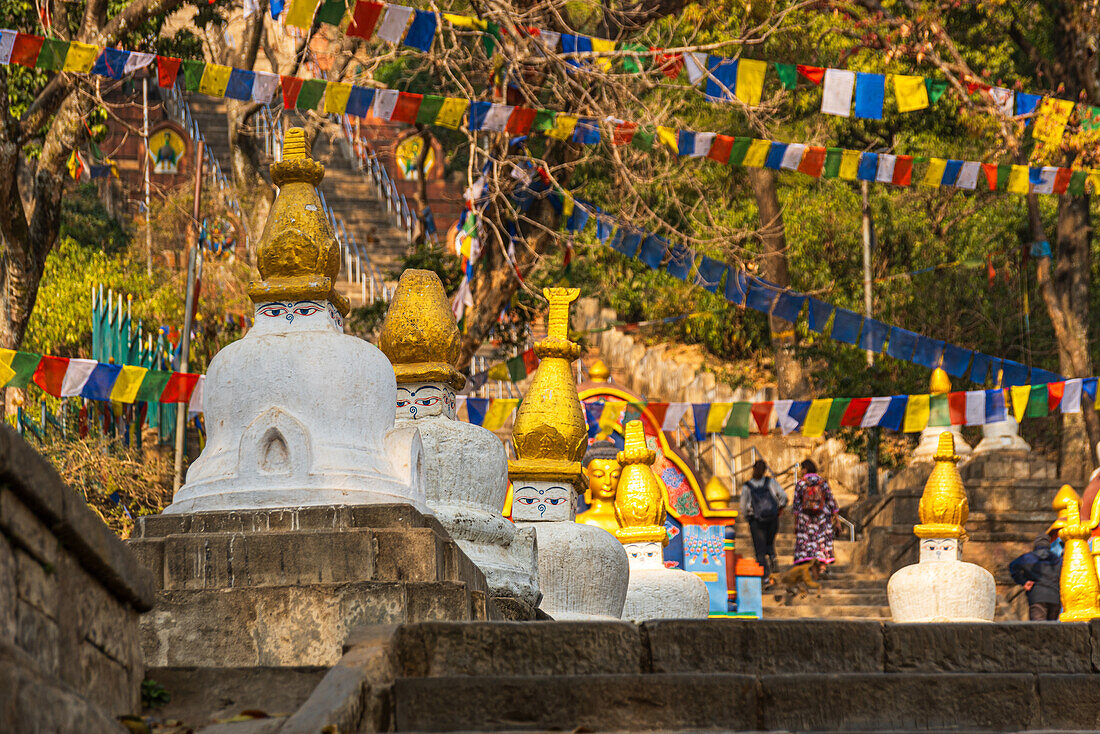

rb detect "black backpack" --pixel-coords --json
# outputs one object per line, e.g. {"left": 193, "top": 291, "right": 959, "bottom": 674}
{"left": 747, "top": 478, "right": 779, "bottom": 521}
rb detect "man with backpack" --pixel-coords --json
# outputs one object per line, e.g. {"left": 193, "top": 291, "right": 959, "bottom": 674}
{"left": 1009, "top": 536, "right": 1062, "bottom": 620}
{"left": 739, "top": 459, "right": 789, "bottom": 583}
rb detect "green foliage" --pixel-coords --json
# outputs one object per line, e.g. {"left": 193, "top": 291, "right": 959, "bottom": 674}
{"left": 59, "top": 184, "right": 130, "bottom": 254}
{"left": 347, "top": 299, "right": 389, "bottom": 338}
{"left": 397, "top": 242, "right": 464, "bottom": 291}
{"left": 141, "top": 679, "right": 171, "bottom": 709}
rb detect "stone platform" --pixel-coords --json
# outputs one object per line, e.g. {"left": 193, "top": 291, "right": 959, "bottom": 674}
{"left": 129, "top": 504, "right": 537, "bottom": 669}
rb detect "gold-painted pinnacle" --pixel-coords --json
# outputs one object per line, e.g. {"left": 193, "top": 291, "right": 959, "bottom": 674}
{"left": 544, "top": 287, "right": 579, "bottom": 340}
{"left": 283, "top": 128, "right": 308, "bottom": 161}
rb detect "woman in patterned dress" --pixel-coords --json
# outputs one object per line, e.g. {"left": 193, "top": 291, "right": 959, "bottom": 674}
{"left": 792, "top": 459, "right": 841, "bottom": 565}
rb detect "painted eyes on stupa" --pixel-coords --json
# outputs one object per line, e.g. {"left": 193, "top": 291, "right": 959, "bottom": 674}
{"left": 293, "top": 304, "right": 322, "bottom": 317}
{"left": 414, "top": 397, "right": 439, "bottom": 407}
{"left": 515, "top": 497, "right": 565, "bottom": 505}
{"left": 396, "top": 400, "right": 410, "bottom": 408}
{"left": 258, "top": 304, "right": 289, "bottom": 319}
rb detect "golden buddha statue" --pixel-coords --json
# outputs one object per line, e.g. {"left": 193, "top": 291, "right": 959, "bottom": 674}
{"left": 1052, "top": 484, "right": 1100, "bottom": 622}
{"left": 577, "top": 443, "right": 621, "bottom": 534}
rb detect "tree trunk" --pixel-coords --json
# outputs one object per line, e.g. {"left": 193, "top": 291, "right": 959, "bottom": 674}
{"left": 746, "top": 167, "right": 809, "bottom": 399}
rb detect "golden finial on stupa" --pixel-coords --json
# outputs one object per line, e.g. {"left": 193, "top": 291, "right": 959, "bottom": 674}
{"left": 704, "top": 476, "right": 732, "bottom": 510}
{"left": 1051, "top": 484, "right": 1100, "bottom": 621}
{"left": 377, "top": 269, "right": 466, "bottom": 390}
{"left": 914, "top": 432, "right": 969, "bottom": 539}
{"left": 509, "top": 288, "right": 588, "bottom": 490}
{"left": 589, "top": 359, "right": 610, "bottom": 383}
{"left": 248, "top": 127, "right": 350, "bottom": 315}
{"left": 613, "top": 420, "right": 668, "bottom": 545}
{"left": 930, "top": 367, "right": 952, "bottom": 395}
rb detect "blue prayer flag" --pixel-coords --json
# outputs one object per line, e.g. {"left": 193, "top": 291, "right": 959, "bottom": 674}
{"left": 984, "top": 389, "right": 1006, "bottom": 423}
{"left": 830, "top": 309, "right": 863, "bottom": 345}
{"left": 854, "top": 72, "right": 885, "bottom": 119}
{"left": 346, "top": 86, "right": 375, "bottom": 117}
{"left": 92, "top": 48, "right": 129, "bottom": 80}
{"left": 695, "top": 257, "right": 726, "bottom": 293}
{"left": 1084, "top": 378, "right": 1098, "bottom": 406}
{"left": 573, "top": 119, "right": 600, "bottom": 145}
{"left": 225, "top": 69, "right": 255, "bottom": 101}
{"left": 1001, "top": 360, "right": 1029, "bottom": 386}
{"left": 81, "top": 363, "right": 121, "bottom": 400}
{"left": 705, "top": 55, "right": 738, "bottom": 102}
{"left": 692, "top": 403, "right": 710, "bottom": 440}
{"left": 584, "top": 400, "right": 603, "bottom": 437}
{"left": 403, "top": 9, "right": 437, "bottom": 51}
{"left": 665, "top": 243, "right": 693, "bottom": 280}
{"left": 466, "top": 398, "right": 489, "bottom": 426}
{"left": 725, "top": 269, "right": 749, "bottom": 305}
{"left": 1015, "top": 93, "right": 1041, "bottom": 123}
{"left": 878, "top": 396, "right": 908, "bottom": 431}
{"left": 566, "top": 204, "right": 590, "bottom": 233}
{"left": 968, "top": 352, "right": 992, "bottom": 384}
{"left": 1030, "top": 367, "right": 1063, "bottom": 385}
{"left": 617, "top": 231, "right": 642, "bottom": 257}
{"left": 596, "top": 215, "right": 613, "bottom": 243}
{"left": 859, "top": 318, "right": 889, "bottom": 353}
{"left": 886, "top": 327, "right": 918, "bottom": 361}
{"left": 765, "top": 142, "right": 788, "bottom": 170}
{"left": 271, "top": 0, "right": 284, "bottom": 18}
{"left": 941, "top": 344, "right": 973, "bottom": 378}
{"left": 638, "top": 234, "right": 667, "bottom": 269}
{"left": 788, "top": 400, "right": 811, "bottom": 427}
{"left": 467, "top": 101, "right": 491, "bottom": 131}
{"left": 677, "top": 130, "right": 695, "bottom": 156}
{"left": 746, "top": 281, "right": 778, "bottom": 314}
{"left": 942, "top": 160, "right": 963, "bottom": 185}
{"left": 807, "top": 298, "right": 834, "bottom": 333}
{"left": 857, "top": 153, "right": 879, "bottom": 181}
{"left": 771, "top": 292, "right": 806, "bottom": 323}
{"left": 911, "top": 337, "right": 945, "bottom": 369}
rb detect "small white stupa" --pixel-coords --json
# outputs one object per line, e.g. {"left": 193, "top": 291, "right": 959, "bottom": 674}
{"left": 973, "top": 371, "right": 1031, "bottom": 454}
{"left": 888, "top": 432, "right": 995, "bottom": 622}
{"left": 166, "top": 129, "right": 423, "bottom": 514}
{"left": 377, "top": 269, "right": 539, "bottom": 606}
{"left": 911, "top": 369, "right": 972, "bottom": 461}
{"left": 615, "top": 420, "right": 710, "bottom": 621}
{"left": 509, "top": 288, "right": 628, "bottom": 620}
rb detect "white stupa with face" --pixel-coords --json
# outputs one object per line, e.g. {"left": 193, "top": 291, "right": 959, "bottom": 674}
{"left": 508, "top": 288, "right": 628, "bottom": 621}
{"left": 377, "top": 269, "right": 539, "bottom": 607}
{"left": 165, "top": 129, "right": 424, "bottom": 514}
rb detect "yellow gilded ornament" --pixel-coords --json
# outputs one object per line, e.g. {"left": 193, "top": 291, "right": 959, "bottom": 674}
{"left": 614, "top": 420, "right": 668, "bottom": 545}
{"left": 704, "top": 476, "right": 732, "bottom": 510}
{"left": 914, "top": 432, "right": 969, "bottom": 540}
{"left": 1052, "top": 484, "right": 1100, "bottom": 622}
{"left": 248, "top": 128, "right": 349, "bottom": 315}
{"left": 509, "top": 288, "right": 588, "bottom": 490}
{"left": 930, "top": 367, "right": 952, "bottom": 395}
{"left": 577, "top": 444, "right": 621, "bottom": 533}
{"left": 377, "top": 269, "right": 466, "bottom": 390}
{"left": 588, "top": 359, "right": 610, "bottom": 383}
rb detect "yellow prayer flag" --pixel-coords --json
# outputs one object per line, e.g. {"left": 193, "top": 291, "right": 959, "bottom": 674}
{"left": 893, "top": 74, "right": 929, "bottom": 113}
{"left": 598, "top": 400, "right": 628, "bottom": 436}
{"left": 560, "top": 190, "right": 575, "bottom": 220}
{"left": 110, "top": 365, "right": 148, "bottom": 403}
{"left": 1088, "top": 171, "right": 1100, "bottom": 195}
{"left": 902, "top": 394, "right": 930, "bottom": 433}
{"left": 0, "top": 349, "right": 15, "bottom": 387}
{"left": 705, "top": 403, "right": 733, "bottom": 434}
{"left": 1010, "top": 385, "right": 1030, "bottom": 422}
{"left": 743, "top": 139, "right": 772, "bottom": 168}
{"left": 1007, "top": 165, "right": 1031, "bottom": 194}
{"left": 487, "top": 362, "right": 510, "bottom": 381}
{"left": 547, "top": 114, "right": 578, "bottom": 141}
{"left": 590, "top": 38, "right": 615, "bottom": 72}
{"left": 656, "top": 126, "right": 678, "bottom": 152}
{"left": 839, "top": 150, "right": 861, "bottom": 180}
{"left": 286, "top": 0, "right": 322, "bottom": 28}
{"left": 435, "top": 98, "right": 469, "bottom": 130}
{"left": 63, "top": 42, "right": 100, "bottom": 73}
{"left": 324, "top": 82, "right": 353, "bottom": 115}
{"left": 198, "top": 64, "right": 232, "bottom": 98}
{"left": 443, "top": 13, "right": 486, "bottom": 30}
{"left": 922, "top": 158, "right": 947, "bottom": 187}
{"left": 483, "top": 398, "right": 519, "bottom": 431}
{"left": 735, "top": 59, "right": 767, "bottom": 107}
{"left": 801, "top": 399, "right": 832, "bottom": 437}
{"left": 1032, "top": 97, "right": 1074, "bottom": 143}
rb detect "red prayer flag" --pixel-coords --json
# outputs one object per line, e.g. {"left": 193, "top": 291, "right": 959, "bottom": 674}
{"left": 796, "top": 64, "right": 825, "bottom": 85}
{"left": 1048, "top": 381, "right": 1065, "bottom": 412}
{"left": 751, "top": 401, "right": 773, "bottom": 435}
{"left": 839, "top": 397, "right": 871, "bottom": 427}
{"left": 651, "top": 48, "right": 682, "bottom": 79}
{"left": 948, "top": 392, "right": 967, "bottom": 425}
{"left": 612, "top": 121, "right": 636, "bottom": 146}
{"left": 156, "top": 56, "right": 181, "bottom": 87}
{"left": 522, "top": 348, "right": 539, "bottom": 373}
{"left": 507, "top": 107, "right": 536, "bottom": 135}
{"left": 891, "top": 155, "right": 914, "bottom": 186}
{"left": 646, "top": 402, "right": 670, "bottom": 427}
{"left": 707, "top": 134, "right": 735, "bottom": 164}
{"left": 981, "top": 163, "right": 999, "bottom": 191}
{"left": 280, "top": 76, "right": 304, "bottom": 110}
{"left": 390, "top": 92, "right": 423, "bottom": 123}
{"left": 1053, "top": 167, "right": 1073, "bottom": 195}
{"left": 797, "top": 146, "right": 827, "bottom": 177}
{"left": 347, "top": 0, "right": 384, "bottom": 38}
{"left": 32, "top": 356, "right": 69, "bottom": 398}
{"left": 160, "top": 372, "right": 201, "bottom": 403}
{"left": 965, "top": 82, "right": 991, "bottom": 94}
{"left": 10, "top": 34, "right": 44, "bottom": 67}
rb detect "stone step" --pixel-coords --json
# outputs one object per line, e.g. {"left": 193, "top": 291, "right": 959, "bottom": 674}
{"left": 763, "top": 605, "right": 893, "bottom": 619}
{"left": 765, "top": 591, "right": 889, "bottom": 607}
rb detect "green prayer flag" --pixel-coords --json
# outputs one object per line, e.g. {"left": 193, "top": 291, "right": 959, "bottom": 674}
{"left": 621, "top": 43, "right": 648, "bottom": 74}
{"left": 728, "top": 137, "right": 752, "bottom": 166}
{"left": 630, "top": 127, "right": 655, "bottom": 151}
{"left": 181, "top": 60, "right": 206, "bottom": 92}
{"left": 825, "top": 398, "right": 851, "bottom": 431}
{"left": 822, "top": 147, "right": 843, "bottom": 178}
{"left": 928, "top": 393, "right": 951, "bottom": 427}
{"left": 36, "top": 38, "right": 70, "bottom": 71}
{"left": 775, "top": 63, "right": 797, "bottom": 91}
{"left": 996, "top": 164, "right": 1012, "bottom": 190}
{"left": 417, "top": 95, "right": 445, "bottom": 125}
{"left": 7, "top": 352, "right": 41, "bottom": 389}
{"left": 506, "top": 355, "right": 526, "bottom": 382}
{"left": 624, "top": 401, "right": 647, "bottom": 424}
{"left": 722, "top": 402, "right": 753, "bottom": 438}
{"left": 315, "top": 0, "right": 348, "bottom": 25}
{"left": 924, "top": 78, "right": 948, "bottom": 104}
{"left": 1069, "top": 170, "right": 1088, "bottom": 196}
{"left": 296, "top": 79, "right": 327, "bottom": 110}
{"left": 88, "top": 138, "right": 104, "bottom": 161}
{"left": 134, "top": 370, "right": 172, "bottom": 403}
{"left": 1080, "top": 105, "right": 1100, "bottom": 132}
{"left": 1026, "top": 384, "right": 1049, "bottom": 417}
{"left": 481, "top": 21, "right": 500, "bottom": 56}
{"left": 533, "top": 109, "right": 555, "bottom": 133}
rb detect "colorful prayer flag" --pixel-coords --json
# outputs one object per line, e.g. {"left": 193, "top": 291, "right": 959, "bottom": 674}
{"left": 902, "top": 394, "right": 930, "bottom": 433}
{"left": 198, "top": 63, "right": 232, "bottom": 97}
{"left": 801, "top": 399, "right": 832, "bottom": 437}
{"left": 62, "top": 42, "right": 99, "bottom": 73}
{"left": 110, "top": 365, "right": 148, "bottom": 403}
{"left": 821, "top": 68, "right": 854, "bottom": 117}
{"left": 893, "top": 74, "right": 929, "bottom": 112}
{"left": 285, "top": 0, "right": 322, "bottom": 28}
{"left": 347, "top": 0, "right": 384, "bottom": 37}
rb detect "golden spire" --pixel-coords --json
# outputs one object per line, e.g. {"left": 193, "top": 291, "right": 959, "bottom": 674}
{"left": 704, "top": 476, "right": 732, "bottom": 510}
{"left": 1051, "top": 484, "right": 1100, "bottom": 621}
{"left": 914, "top": 432, "right": 969, "bottom": 539}
{"left": 589, "top": 359, "right": 610, "bottom": 383}
{"left": 613, "top": 420, "right": 668, "bottom": 545}
{"left": 930, "top": 367, "right": 952, "bottom": 395}
{"left": 509, "top": 288, "right": 588, "bottom": 490}
{"left": 248, "top": 128, "right": 349, "bottom": 315}
{"left": 378, "top": 269, "right": 466, "bottom": 390}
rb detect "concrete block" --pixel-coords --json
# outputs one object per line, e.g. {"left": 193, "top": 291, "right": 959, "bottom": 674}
{"left": 393, "top": 673, "right": 757, "bottom": 732}
{"left": 645, "top": 619, "right": 884, "bottom": 674}
{"left": 0, "top": 488, "right": 59, "bottom": 565}
{"left": 145, "top": 666, "right": 327, "bottom": 725}
{"left": 15, "top": 598, "right": 59, "bottom": 676}
{"left": 14, "top": 546, "right": 57, "bottom": 617}
{"left": 405, "top": 581, "right": 473, "bottom": 621}
{"left": 0, "top": 535, "right": 14, "bottom": 642}
{"left": 886, "top": 622, "right": 1093, "bottom": 673}
{"left": 373, "top": 527, "right": 445, "bottom": 582}
{"left": 1038, "top": 673, "right": 1100, "bottom": 730}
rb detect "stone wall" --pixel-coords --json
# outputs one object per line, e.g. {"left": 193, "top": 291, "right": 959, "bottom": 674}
{"left": 0, "top": 426, "right": 155, "bottom": 730}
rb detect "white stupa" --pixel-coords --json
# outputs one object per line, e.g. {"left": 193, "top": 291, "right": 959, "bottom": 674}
{"left": 377, "top": 269, "right": 539, "bottom": 606}
{"left": 973, "top": 372, "right": 1030, "bottom": 454}
{"left": 911, "top": 369, "right": 972, "bottom": 462}
{"left": 509, "top": 288, "right": 628, "bottom": 620}
{"left": 614, "top": 420, "right": 710, "bottom": 622}
{"left": 166, "top": 129, "right": 424, "bottom": 514}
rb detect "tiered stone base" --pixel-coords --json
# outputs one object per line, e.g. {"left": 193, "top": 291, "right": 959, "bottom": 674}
{"left": 129, "top": 504, "right": 538, "bottom": 669}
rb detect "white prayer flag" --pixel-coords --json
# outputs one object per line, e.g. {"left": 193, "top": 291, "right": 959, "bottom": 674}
{"left": 482, "top": 104, "right": 513, "bottom": 132}
{"left": 455, "top": 394, "right": 467, "bottom": 415}
{"left": 1030, "top": 166, "right": 1059, "bottom": 195}
{"left": 989, "top": 87, "right": 1014, "bottom": 117}
{"left": 956, "top": 161, "right": 981, "bottom": 190}
{"left": 252, "top": 72, "right": 280, "bottom": 102}
{"left": 243, "top": 0, "right": 260, "bottom": 17}
{"left": 964, "top": 390, "right": 986, "bottom": 426}
{"left": 538, "top": 31, "right": 560, "bottom": 52}
{"left": 691, "top": 132, "right": 716, "bottom": 158}
{"left": 684, "top": 52, "right": 708, "bottom": 85}
{"left": 780, "top": 143, "right": 806, "bottom": 170}
{"left": 372, "top": 89, "right": 399, "bottom": 120}
{"left": 376, "top": 4, "right": 414, "bottom": 43}
{"left": 860, "top": 397, "right": 891, "bottom": 428}
{"left": 662, "top": 402, "right": 690, "bottom": 431}
{"left": 775, "top": 399, "right": 799, "bottom": 435}
{"left": 123, "top": 52, "right": 155, "bottom": 73}
{"left": 1062, "top": 379, "right": 1083, "bottom": 413}
{"left": 188, "top": 376, "right": 205, "bottom": 415}
{"left": 821, "top": 69, "right": 855, "bottom": 117}
{"left": 876, "top": 154, "right": 897, "bottom": 183}
{"left": 60, "top": 359, "right": 98, "bottom": 398}
{"left": 0, "top": 30, "right": 16, "bottom": 64}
